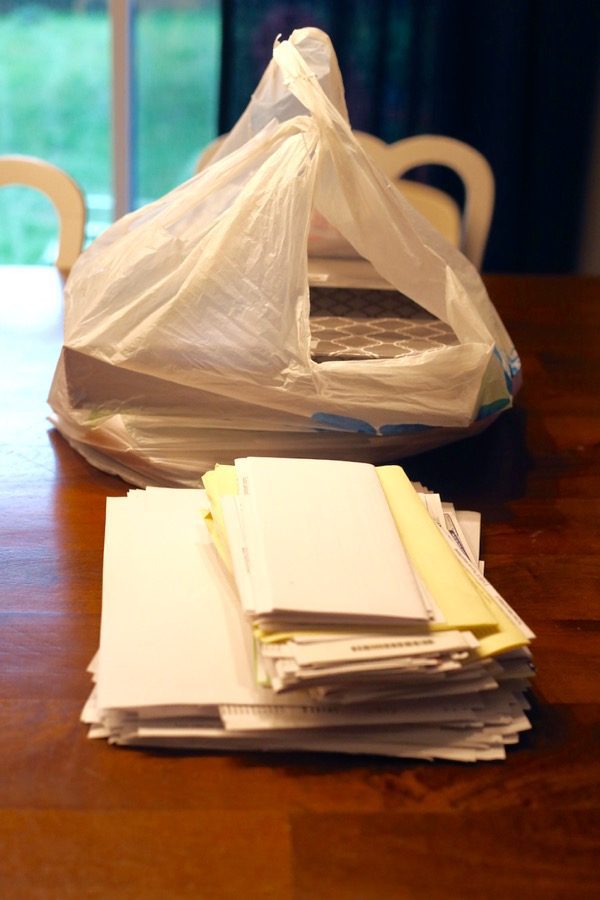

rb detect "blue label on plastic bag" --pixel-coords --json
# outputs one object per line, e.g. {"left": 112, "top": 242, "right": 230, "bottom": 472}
{"left": 311, "top": 413, "right": 378, "bottom": 434}
{"left": 494, "top": 345, "right": 522, "bottom": 396}
{"left": 378, "top": 423, "right": 433, "bottom": 436}
{"left": 311, "top": 413, "right": 433, "bottom": 435}
{"left": 312, "top": 402, "right": 509, "bottom": 434}
{"left": 476, "top": 397, "right": 511, "bottom": 420}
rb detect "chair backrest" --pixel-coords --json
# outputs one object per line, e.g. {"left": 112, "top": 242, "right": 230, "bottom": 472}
{"left": 354, "top": 132, "right": 495, "bottom": 269}
{"left": 195, "top": 131, "right": 494, "bottom": 268}
{"left": 0, "top": 155, "right": 86, "bottom": 272}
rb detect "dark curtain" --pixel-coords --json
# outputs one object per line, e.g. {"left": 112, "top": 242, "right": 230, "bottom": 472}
{"left": 218, "top": 0, "right": 599, "bottom": 273}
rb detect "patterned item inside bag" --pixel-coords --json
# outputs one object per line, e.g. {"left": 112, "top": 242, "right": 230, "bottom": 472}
{"left": 309, "top": 287, "right": 459, "bottom": 362}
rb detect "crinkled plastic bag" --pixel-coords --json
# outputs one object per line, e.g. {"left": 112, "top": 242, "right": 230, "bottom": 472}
{"left": 49, "top": 27, "right": 521, "bottom": 487}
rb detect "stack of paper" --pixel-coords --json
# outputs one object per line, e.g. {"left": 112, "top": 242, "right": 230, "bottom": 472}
{"left": 83, "top": 458, "right": 535, "bottom": 762}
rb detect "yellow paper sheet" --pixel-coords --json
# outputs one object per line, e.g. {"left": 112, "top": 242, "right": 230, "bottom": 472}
{"left": 376, "top": 465, "right": 529, "bottom": 656}
{"left": 201, "top": 464, "right": 238, "bottom": 570}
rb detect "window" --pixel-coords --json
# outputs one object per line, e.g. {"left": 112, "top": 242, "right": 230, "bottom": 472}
{"left": 0, "top": 0, "right": 221, "bottom": 264}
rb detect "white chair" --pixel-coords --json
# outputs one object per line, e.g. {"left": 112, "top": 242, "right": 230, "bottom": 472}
{"left": 196, "top": 131, "right": 494, "bottom": 269}
{"left": 354, "top": 132, "right": 495, "bottom": 269}
{"left": 0, "top": 155, "right": 86, "bottom": 272}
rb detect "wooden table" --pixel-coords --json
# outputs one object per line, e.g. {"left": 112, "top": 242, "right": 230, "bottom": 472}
{"left": 1, "top": 267, "right": 598, "bottom": 898}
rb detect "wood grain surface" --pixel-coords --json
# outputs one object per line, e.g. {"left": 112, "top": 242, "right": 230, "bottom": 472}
{"left": 0, "top": 268, "right": 598, "bottom": 899}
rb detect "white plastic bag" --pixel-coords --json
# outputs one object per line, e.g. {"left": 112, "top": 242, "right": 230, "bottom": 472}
{"left": 49, "top": 27, "right": 521, "bottom": 487}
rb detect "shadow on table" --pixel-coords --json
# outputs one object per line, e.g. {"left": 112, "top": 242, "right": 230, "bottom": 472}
{"left": 400, "top": 406, "right": 532, "bottom": 516}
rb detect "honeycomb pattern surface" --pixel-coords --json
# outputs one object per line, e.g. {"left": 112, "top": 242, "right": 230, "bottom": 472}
{"left": 309, "top": 287, "right": 459, "bottom": 362}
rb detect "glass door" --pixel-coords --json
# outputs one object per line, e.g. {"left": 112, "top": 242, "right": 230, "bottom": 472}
{"left": 0, "top": 0, "right": 221, "bottom": 264}
{"left": 0, "top": 1, "right": 111, "bottom": 262}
